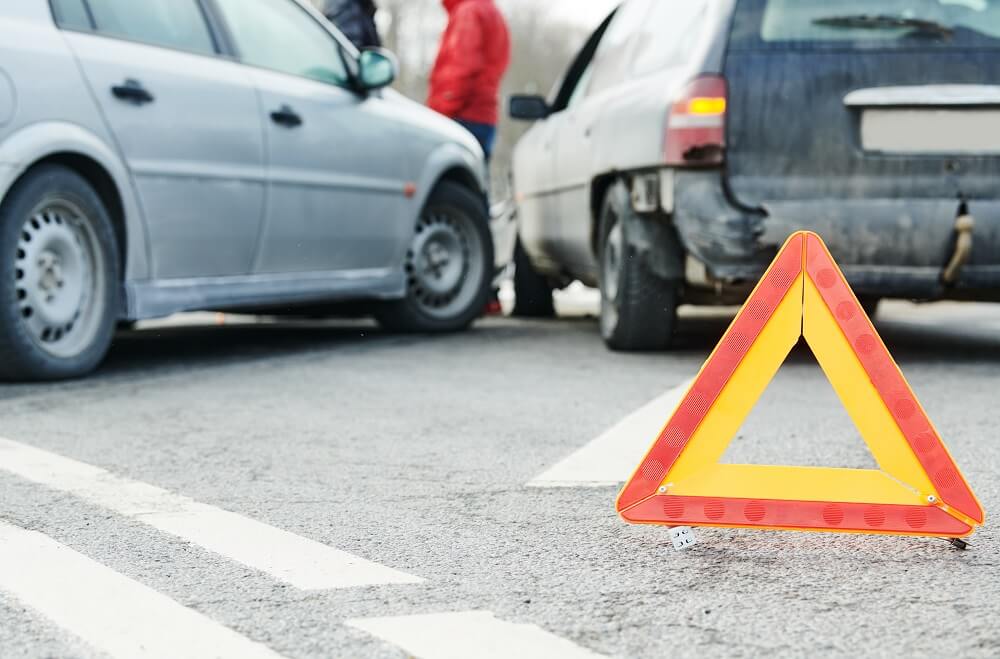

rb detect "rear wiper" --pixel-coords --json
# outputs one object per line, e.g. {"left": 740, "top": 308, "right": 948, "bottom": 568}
{"left": 812, "top": 14, "right": 955, "bottom": 37}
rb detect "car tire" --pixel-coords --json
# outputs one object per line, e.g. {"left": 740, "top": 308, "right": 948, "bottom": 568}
{"left": 597, "top": 180, "right": 678, "bottom": 352}
{"left": 511, "top": 238, "right": 555, "bottom": 318}
{"left": 0, "top": 165, "right": 120, "bottom": 381}
{"left": 376, "top": 181, "right": 493, "bottom": 333}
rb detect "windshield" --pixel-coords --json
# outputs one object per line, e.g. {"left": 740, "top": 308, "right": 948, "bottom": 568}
{"left": 756, "top": 0, "right": 1000, "bottom": 44}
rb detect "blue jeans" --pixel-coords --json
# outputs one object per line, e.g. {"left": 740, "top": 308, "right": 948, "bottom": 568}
{"left": 456, "top": 120, "right": 497, "bottom": 163}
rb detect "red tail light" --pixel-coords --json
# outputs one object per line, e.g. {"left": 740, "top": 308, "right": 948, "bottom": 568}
{"left": 665, "top": 75, "right": 727, "bottom": 167}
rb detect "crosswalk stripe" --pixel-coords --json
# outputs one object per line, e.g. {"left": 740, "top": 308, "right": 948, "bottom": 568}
{"left": 0, "top": 438, "right": 422, "bottom": 590}
{"left": 0, "top": 520, "right": 283, "bottom": 659}
{"left": 346, "top": 610, "right": 607, "bottom": 659}
{"left": 527, "top": 379, "right": 693, "bottom": 488}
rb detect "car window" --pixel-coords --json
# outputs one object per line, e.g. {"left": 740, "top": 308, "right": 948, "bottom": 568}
{"left": 547, "top": 11, "right": 616, "bottom": 113}
{"left": 86, "top": 0, "right": 217, "bottom": 55}
{"left": 50, "top": 0, "right": 93, "bottom": 31}
{"left": 631, "top": 0, "right": 710, "bottom": 76}
{"left": 586, "top": 0, "right": 654, "bottom": 97}
{"left": 733, "top": 0, "right": 1000, "bottom": 47}
{"left": 566, "top": 66, "right": 595, "bottom": 110}
{"left": 214, "top": 0, "right": 350, "bottom": 87}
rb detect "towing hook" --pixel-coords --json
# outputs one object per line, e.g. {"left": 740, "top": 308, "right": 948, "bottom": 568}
{"left": 942, "top": 213, "right": 975, "bottom": 285}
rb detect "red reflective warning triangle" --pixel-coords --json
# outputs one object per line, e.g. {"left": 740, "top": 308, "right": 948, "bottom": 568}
{"left": 617, "top": 232, "right": 984, "bottom": 538}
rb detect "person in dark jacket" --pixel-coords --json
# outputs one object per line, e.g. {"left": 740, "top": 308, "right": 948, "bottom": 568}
{"left": 322, "top": 0, "right": 381, "bottom": 50}
{"left": 427, "top": 0, "right": 511, "bottom": 162}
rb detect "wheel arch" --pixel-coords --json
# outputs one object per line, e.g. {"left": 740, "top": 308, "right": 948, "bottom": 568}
{"left": 412, "top": 142, "right": 487, "bottom": 219}
{"left": 589, "top": 172, "right": 620, "bottom": 255}
{"left": 591, "top": 171, "right": 686, "bottom": 285}
{"left": 0, "top": 122, "right": 150, "bottom": 281}
{"left": 17, "top": 153, "right": 128, "bottom": 278}
{"left": 436, "top": 165, "right": 484, "bottom": 199}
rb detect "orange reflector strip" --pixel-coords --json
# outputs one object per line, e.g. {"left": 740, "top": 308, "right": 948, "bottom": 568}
{"left": 622, "top": 496, "right": 973, "bottom": 537}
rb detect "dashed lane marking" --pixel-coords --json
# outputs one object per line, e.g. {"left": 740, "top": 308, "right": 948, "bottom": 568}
{"left": 527, "top": 379, "right": 693, "bottom": 488}
{"left": 347, "top": 610, "right": 607, "bottom": 659}
{"left": 0, "top": 520, "right": 284, "bottom": 659}
{"left": 0, "top": 438, "right": 422, "bottom": 590}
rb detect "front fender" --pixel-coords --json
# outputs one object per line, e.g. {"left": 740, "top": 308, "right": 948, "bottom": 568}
{"left": 380, "top": 140, "right": 487, "bottom": 272}
{"left": 0, "top": 121, "right": 150, "bottom": 280}
{"left": 413, "top": 141, "right": 488, "bottom": 213}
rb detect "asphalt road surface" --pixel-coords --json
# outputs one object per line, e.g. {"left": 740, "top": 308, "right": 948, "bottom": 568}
{"left": 1, "top": 295, "right": 999, "bottom": 658}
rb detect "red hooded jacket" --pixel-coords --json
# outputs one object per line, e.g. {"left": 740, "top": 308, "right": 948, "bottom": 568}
{"left": 427, "top": 0, "right": 511, "bottom": 125}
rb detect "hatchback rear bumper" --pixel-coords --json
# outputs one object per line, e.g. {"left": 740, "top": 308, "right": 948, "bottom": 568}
{"left": 671, "top": 170, "right": 1000, "bottom": 301}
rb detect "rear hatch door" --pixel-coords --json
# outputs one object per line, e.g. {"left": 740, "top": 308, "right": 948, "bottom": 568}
{"left": 725, "top": 0, "right": 1000, "bottom": 290}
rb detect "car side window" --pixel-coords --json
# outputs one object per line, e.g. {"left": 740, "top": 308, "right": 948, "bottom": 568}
{"left": 50, "top": 0, "right": 93, "bottom": 31}
{"left": 565, "top": 66, "right": 594, "bottom": 110}
{"left": 213, "top": 0, "right": 349, "bottom": 87}
{"left": 631, "top": 0, "right": 710, "bottom": 77}
{"left": 86, "top": 0, "right": 217, "bottom": 56}
{"left": 547, "top": 11, "right": 616, "bottom": 114}
{"left": 586, "top": 0, "right": 654, "bottom": 97}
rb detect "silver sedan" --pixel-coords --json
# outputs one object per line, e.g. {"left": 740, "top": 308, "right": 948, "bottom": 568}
{"left": 0, "top": 0, "right": 493, "bottom": 380}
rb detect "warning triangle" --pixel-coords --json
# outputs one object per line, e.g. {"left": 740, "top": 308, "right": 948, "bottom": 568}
{"left": 617, "top": 232, "right": 984, "bottom": 538}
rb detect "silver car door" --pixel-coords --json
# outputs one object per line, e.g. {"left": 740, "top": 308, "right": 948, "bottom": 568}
{"left": 212, "top": 0, "right": 409, "bottom": 275}
{"left": 552, "top": 0, "right": 652, "bottom": 278}
{"left": 61, "top": 0, "right": 265, "bottom": 279}
{"left": 512, "top": 118, "right": 560, "bottom": 265}
{"left": 550, "top": 78, "right": 603, "bottom": 278}
{"left": 516, "top": 14, "right": 612, "bottom": 277}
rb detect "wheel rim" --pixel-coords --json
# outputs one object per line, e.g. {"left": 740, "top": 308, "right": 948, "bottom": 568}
{"left": 14, "top": 198, "right": 107, "bottom": 359}
{"left": 602, "top": 220, "right": 623, "bottom": 302}
{"left": 404, "top": 207, "right": 484, "bottom": 320}
{"left": 600, "top": 214, "right": 623, "bottom": 336}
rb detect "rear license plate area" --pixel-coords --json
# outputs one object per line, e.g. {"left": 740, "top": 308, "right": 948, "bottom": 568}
{"left": 860, "top": 109, "right": 1000, "bottom": 154}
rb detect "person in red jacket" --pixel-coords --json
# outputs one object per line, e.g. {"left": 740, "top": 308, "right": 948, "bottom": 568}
{"left": 427, "top": 0, "right": 511, "bottom": 163}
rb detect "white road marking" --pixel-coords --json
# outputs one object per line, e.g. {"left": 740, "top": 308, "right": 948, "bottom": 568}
{"left": 0, "top": 438, "right": 422, "bottom": 590}
{"left": 527, "top": 379, "right": 693, "bottom": 488}
{"left": 0, "top": 520, "right": 283, "bottom": 659}
{"left": 346, "top": 610, "right": 607, "bottom": 659}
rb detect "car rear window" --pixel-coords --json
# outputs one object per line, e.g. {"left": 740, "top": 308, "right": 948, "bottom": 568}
{"left": 732, "top": 0, "right": 1000, "bottom": 48}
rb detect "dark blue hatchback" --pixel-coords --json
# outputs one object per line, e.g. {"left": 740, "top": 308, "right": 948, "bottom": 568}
{"left": 715, "top": 0, "right": 1000, "bottom": 295}
{"left": 511, "top": 0, "right": 1000, "bottom": 351}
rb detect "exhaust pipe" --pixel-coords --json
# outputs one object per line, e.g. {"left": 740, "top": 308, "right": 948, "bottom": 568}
{"left": 942, "top": 212, "right": 975, "bottom": 285}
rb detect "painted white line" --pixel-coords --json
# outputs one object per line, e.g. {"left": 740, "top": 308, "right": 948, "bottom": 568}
{"left": 347, "top": 610, "right": 606, "bottom": 659}
{"left": 0, "top": 520, "right": 282, "bottom": 659}
{"left": 0, "top": 438, "right": 421, "bottom": 590}
{"left": 527, "top": 379, "right": 693, "bottom": 488}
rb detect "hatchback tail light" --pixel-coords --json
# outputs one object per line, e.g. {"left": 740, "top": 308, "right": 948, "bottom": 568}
{"left": 664, "top": 75, "right": 727, "bottom": 167}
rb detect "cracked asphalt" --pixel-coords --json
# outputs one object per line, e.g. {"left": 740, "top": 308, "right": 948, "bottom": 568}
{"left": 0, "top": 298, "right": 998, "bottom": 657}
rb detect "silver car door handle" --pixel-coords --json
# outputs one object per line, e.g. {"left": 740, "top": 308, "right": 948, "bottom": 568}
{"left": 270, "top": 105, "right": 303, "bottom": 128}
{"left": 111, "top": 79, "right": 154, "bottom": 105}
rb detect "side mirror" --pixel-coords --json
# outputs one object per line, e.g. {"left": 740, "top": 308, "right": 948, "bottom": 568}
{"left": 358, "top": 48, "right": 398, "bottom": 91}
{"left": 509, "top": 95, "right": 550, "bottom": 121}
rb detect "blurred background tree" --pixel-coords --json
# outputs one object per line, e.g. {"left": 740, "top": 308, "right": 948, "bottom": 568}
{"left": 310, "top": 0, "right": 592, "bottom": 198}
